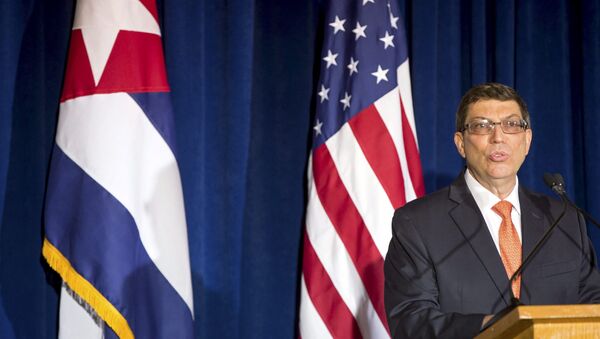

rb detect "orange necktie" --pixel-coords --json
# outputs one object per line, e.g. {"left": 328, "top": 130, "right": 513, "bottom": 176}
{"left": 492, "top": 200, "right": 521, "bottom": 299}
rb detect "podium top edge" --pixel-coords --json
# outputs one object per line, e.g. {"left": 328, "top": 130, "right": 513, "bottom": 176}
{"left": 516, "top": 304, "right": 600, "bottom": 320}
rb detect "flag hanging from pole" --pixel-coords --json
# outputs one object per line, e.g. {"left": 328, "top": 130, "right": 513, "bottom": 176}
{"left": 299, "top": 0, "right": 424, "bottom": 337}
{"left": 43, "top": 1, "right": 194, "bottom": 338}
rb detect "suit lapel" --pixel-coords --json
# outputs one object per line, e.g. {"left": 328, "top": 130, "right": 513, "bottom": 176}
{"left": 448, "top": 174, "right": 513, "bottom": 306}
{"left": 518, "top": 188, "right": 547, "bottom": 305}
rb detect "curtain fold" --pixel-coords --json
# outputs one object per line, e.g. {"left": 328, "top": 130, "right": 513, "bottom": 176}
{"left": 0, "top": 0, "right": 33, "bottom": 247}
{"left": 581, "top": 0, "right": 600, "bottom": 248}
{"left": 0, "top": 1, "right": 73, "bottom": 338}
{"left": 163, "top": 1, "right": 256, "bottom": 337}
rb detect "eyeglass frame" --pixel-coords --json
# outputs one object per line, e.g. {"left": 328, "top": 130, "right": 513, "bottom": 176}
{"left": 461, "top": 117, "right": 530, "bottom": 135}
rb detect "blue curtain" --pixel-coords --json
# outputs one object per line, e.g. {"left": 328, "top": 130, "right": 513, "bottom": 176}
{"left": 0, "top": 0, "right": 598, "bottom": 338}
{"left": 1, "top": 1, "right": 72, "bottom": 338}
{"left": 160, "top": 0, "right": 314, "bottom": 337}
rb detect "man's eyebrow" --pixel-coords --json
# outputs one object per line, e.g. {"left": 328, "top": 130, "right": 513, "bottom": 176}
{"left": 468, "top": 114, "right": 522, "bottom": 121}
{"left": 467, "top": 116, "right": 491, "bottom": 121}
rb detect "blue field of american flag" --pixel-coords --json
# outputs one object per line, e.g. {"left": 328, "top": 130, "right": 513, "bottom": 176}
{"left": 299, "top": 0, "right": 425, "bottom": 337}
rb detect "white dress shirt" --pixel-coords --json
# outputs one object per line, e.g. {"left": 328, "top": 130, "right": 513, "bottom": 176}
{"left": 464, "top": 169, "right": 522, "bottom": 254}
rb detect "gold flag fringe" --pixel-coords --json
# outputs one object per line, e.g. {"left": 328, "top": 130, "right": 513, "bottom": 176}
{"left": 42, "top": 238, "right": 134, "bottom": 339}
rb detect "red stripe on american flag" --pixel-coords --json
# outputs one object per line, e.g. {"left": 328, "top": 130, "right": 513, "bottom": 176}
{"left": 349, "top": 105, "right": 407, "bottom": 209}
{"left": 400, "top": 97, "right": 425, "bottom": 196}
{"left": 312, "top": 144, "right": 390, "bottom": 334}
{"left": 302, "top": 234, "right": 361, "bottom": 338}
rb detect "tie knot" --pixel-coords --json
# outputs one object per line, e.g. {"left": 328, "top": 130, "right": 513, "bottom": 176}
{"left": 493, "top": 200, "right": 513, "bottom": 219}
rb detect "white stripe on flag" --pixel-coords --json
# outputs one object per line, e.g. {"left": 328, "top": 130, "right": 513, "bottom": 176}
{"left": 396, "top": 60, "right": 419, "bottom": 145}
{"left": 56, "top": 93, "right": 193, "bottom": 314}
{"left": 375, "top": 78, "right": 417, "bottom": 203}
{"left": 325, "top": 125, "right": 395, "bottom": 258}
{"left": 58, "top": 286, "right": 103, "bottom": 339}
{"left": 306, "top": 159, "right": 389, "bottom": 339}
{"left": 299, "top": 276, "right": 333, "bottom": 339}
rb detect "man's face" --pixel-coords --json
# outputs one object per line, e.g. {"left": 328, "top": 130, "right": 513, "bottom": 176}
{"left": 454, "top": 99, "right": 532, "bottom": 187}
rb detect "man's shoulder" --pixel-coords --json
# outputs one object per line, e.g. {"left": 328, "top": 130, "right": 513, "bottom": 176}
{"left": 394, "top": 185, "right": 453, "bottom": 217}
{"left": 519, "top": 185, "right": 564, "bottom": 212}
{"left": 390, "top": 184, "right": 462, "bottom": 238}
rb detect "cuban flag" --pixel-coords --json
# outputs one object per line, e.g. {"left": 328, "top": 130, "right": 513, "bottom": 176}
{"left": 42, "top": 1, "right": 194, "bottom": 338}
{"left": 299, "top": 0, "right": 424, "bottom": 337}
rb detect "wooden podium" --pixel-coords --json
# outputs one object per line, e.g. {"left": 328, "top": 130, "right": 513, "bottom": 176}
{"left": 476, "top": 305, "right": 600, "bottom": 338}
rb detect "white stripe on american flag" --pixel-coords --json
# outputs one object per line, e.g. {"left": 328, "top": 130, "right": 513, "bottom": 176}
{"left": 305, "top": 160, "right": 388, "bottom": 338}
{"left": 396, "top": 61, "right": 419, "bottom": 143}
{"left": 375, "top": 72, "right": 417, "bottom": 203}
{"left": 299, "top": 277, "right": 333, "bottom": 339}
{"left": 325, "top": 125, "right": 395, "bottom": 258}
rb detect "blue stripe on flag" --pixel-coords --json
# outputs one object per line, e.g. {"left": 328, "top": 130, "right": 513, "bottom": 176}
{"left": 45, "top": 145, "right": 193, "bottom": 338}
{"left": 129, "top": 92, "right": 178, "bottom": 153}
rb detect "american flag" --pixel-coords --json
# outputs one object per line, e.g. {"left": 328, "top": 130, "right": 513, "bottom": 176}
{"left": 42, "top": 1, "right": 193, "bottom": 338}
{"left": 299, "top": 0, "right": 424, "bottom": 338}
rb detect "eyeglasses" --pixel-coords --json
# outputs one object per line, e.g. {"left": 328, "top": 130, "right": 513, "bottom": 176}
{"left": 462, "top": 118, "right": 529, "bottom": 135}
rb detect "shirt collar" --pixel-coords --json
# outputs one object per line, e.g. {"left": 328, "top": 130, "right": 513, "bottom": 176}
{"left": 464, "top": 168, "right": 521, "bottom": 215}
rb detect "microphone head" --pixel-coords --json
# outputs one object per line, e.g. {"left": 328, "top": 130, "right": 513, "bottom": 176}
{"left": 553, "top": 173, "right": 566, "bottom": 194}
{"left": 543, "top": 173, "right": 556, "bottom": 189}
{"left": 554, "top": 173, "right": 566, "bottom": 187}
{"left": 543, "top": 172, "right": 566, "bottom": 194}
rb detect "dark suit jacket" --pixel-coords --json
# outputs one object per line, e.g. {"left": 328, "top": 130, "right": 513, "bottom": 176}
{"left": 384, "top": 173, "right": 600, "bottom": 338}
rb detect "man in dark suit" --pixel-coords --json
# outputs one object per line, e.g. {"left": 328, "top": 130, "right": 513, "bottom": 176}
{"left": 384, "top": 83, "right": 600, "bottom": 338}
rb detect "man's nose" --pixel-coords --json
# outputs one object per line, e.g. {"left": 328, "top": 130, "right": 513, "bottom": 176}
{"left": 490, "top": 123, "right": 505, "bottom": 142}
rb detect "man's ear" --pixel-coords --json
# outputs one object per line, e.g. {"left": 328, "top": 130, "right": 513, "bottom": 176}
{"left": 454, "top": 132, "right": 466, "bottom": 158}
{"left": 525, "top": 128, "right": 532, "bottom": 155}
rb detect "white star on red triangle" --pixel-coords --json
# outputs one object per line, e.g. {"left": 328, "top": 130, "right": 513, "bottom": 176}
{"left": 73, "top": 0, "right": 161, "bottom": 85}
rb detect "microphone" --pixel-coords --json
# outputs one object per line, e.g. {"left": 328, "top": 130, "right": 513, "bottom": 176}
{"left": 481, "top": 173, "right": 569, "bottom": 332}
{"left": 543, "top": 172, "right": 566, "bottom": 195}
{"left": 545, "top": 173, "right": 600, "bottom": 229}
